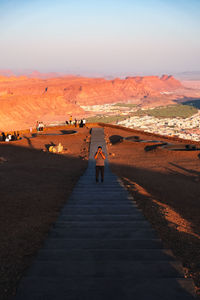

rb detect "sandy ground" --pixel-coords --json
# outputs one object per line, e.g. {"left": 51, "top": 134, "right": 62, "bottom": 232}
{"left": 104, "top": 126, "right": 200, "bottom": 296}
{"left": 0, "top": 126, "right": 90, "bottom": 300}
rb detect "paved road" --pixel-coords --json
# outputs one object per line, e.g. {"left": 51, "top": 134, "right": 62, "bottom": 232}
{"left": 15, "top": 128, "right": 196, "bottom": 299}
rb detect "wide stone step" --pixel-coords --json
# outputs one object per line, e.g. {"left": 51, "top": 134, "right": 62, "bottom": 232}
{"left": 71, "top": 190, "right": 128, "bottom": 194}
{"left": 74, "top": 183, "right": 124, "bottom": 187}
{"left": 60, "top": 207, "right": 141, "bottom": 215}
{"left": 69, "top": 195, "right": 131, "bottom": 201}
{"left": 76, "top": 183, "right": 121, "bottom": 186}
{"left": 15, "top": 278, "right": 196, "bottom": 300}
{"left": 36, "top": 249, "right": 175, "bottom": 262}
{"left": 62, "top": 205, "right": 137, "bottom": 211}
{"left": 69, "top": 194, "right": 129, "bottom": 199}
{"left": 26, "top": 260, "right": 183, "bottom": 278}
{"left": 54, "top": 220, "right": 151, "bottom": 229}
{"left": 58, "top": 214, "right": 146, "bottom": 222}
{"left": 75, "top": 185, "right": 124, "bottom": 188}
{"left": 77, "top": 180, "right": 119, "bottom": 184}
{"left": 48, "top": 227, "right": 156, "bottom": 239}
{"left": 65, "top": 203, "right": 136, "bottom": 207}
{"left": 72, "top": 183, "right": 125, "bottom": 187}
{"left": 70, "top": 188, "right": 129, "bottom": 192}
{"left": 71, "top": 192, "right": 129, "bottom": 196}
{"left": 67, "top": 201, "right": 136, "bottom": 205}
{"left": 43, "top": 238, "right": 163, "bottom": 250}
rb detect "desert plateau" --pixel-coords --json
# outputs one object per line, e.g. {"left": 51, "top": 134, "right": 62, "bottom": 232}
{"left": 0, "top": 123, "right": 200, "bottom": 299}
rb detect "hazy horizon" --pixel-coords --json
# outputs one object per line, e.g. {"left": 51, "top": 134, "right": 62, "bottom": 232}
{"left": 0, "top": 0, "right": 200, "bottom": 76}
{"left": 1, "top": 68, "right": 200, "bottom": 81}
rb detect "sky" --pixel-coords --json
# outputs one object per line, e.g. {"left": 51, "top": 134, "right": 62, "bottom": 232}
{"left": 0, "top": 0, "right": 200, "bottom": 77}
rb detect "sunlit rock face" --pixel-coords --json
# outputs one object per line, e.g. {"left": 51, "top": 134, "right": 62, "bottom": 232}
{"left": 0, "top": 73, "right": 182, "bottom": 131}
{"left": 65, "top": 75, "right": 182, "bottom": 106}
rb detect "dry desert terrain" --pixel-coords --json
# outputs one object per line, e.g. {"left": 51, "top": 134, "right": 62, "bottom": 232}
{"left": 1, "top": 124, "right": 200, "bottom": 299}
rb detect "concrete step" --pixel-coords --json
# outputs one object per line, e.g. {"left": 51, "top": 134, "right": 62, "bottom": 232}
{"left": 75, "top": 184, "right": 124, "bottom": 188}
{"left": 60, "top": 207, "right": 141, "bottom": 215}
{"left": 75, "top": 187, "right": 126, "bottom": 190}
{"left": 71, "top": 190, "right": 128, "bottom": 194}
{"left": 73, "top": 179, "right": 122, "bottom": 182}
{"left": 69, "top": 195, "right": 131, "bottom": 201}
{"left": 67, "top": 201, "right": 136, "bottom": 206}
{"left": 71, "top": 191, "right": 129, "bottom": 195}
{"left": 70, "top": 194, "right": 129, "bottom": 199}
{"left": 26, "top": 260, "right": 183, "bottom": 278}
{"left": 62, "top": 205, "right": 137, "bottom": 212}
{"left": 76, "top": 182, "right": 121, "bottom": 186}
{"left": 36, "top": 249, "right": 175, "bottom": 262}
{"left": 73, "top": 187, "right": 127, "bottom": 191}
{"left": 53, "top": 220, "right": 151, "bottom": 229}
{"left": 72, "top": 191, "right": 128, "bottom": 195}
{"left": 48, "top": 227, "right": 157, "bottom": 239}
{"left": 43, "top": 238, "right": 163, "bottom": 250}
{"left": 69, "top": 192, "right": 130, "bottom": 197}
{"left": 77, "top": 179, "right": 119, "bottom": 183}
{"left": 65, "top": 204, "right": 136, "bottom": 208}
{"left": 15, "top": 278, "right": 196, "bottom": 300}
{"left": 57, "top": 214, "right": 146, "bottom": 222}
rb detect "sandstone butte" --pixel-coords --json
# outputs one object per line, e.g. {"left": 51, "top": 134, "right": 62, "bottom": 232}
{"left": 0, "top": 74, "right": 183, "bottom": 131}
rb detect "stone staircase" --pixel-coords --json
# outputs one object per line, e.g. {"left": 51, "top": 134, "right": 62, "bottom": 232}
{"left": 15, "top": 128, "right": 196, "bottom": 299}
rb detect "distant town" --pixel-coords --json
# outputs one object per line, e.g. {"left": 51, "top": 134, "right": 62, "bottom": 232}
{"left": 82, "top": 103, "right": 200, "bottom": 142}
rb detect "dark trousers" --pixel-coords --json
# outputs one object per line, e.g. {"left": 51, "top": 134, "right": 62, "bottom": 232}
{"left": 96, "top": 166, "right": 104, "bottom": 182}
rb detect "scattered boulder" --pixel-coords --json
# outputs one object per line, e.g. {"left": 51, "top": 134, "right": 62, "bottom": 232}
{"left": 49, "top": 143, "right": 64, "bottom": 153}
{"left": 109, "top": 135, "right": 123, "bottom": 145}
{"left": 49, "top": 146, "right": 56, "bottom": 153}
{"left": 109, "top": 152, "right": 115, "bottom": 157}
{"left": 60, "top": 130, "right": 76, "bottom": 135}
{"left": 0, "top": 157, "right": 7, "bottom": 163}
{"left": 57, "top": 143, "right": 64, "bottom": 153}
{"left": 185, "top": 144, "right": 197, "bottom": 151}
{"left": 145, "top": 143, "right": 167, "bottom": 152}
{"left": 125, "top": 136, "right": 140, "bottom": 142}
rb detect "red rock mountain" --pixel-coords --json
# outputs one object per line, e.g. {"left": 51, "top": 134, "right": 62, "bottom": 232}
{"left": 66, "top": 75, "right": 182, "bottom": 106}
{"left": 0, "top": 74, "right": 182, "bottom": 131}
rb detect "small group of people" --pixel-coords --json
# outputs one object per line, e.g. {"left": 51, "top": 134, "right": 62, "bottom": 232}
{"left": 66, "top": 116, "right": 86, "bottom": 128}
{"left": 36, "top": 121, "right": 44, "bottom": 132}
{"left": 79, "top": 119, "right": 86, "bottom": 128}
{"left": 1, "top": 131, "right": 20, "bottom": 142}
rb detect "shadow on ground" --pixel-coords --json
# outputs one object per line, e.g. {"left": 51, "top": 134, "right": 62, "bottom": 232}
{"left": 0, "top": 143, "right": 88, "bottom": 300}
{"left": 110, "top": 162, "right": 200, "bottom": 296}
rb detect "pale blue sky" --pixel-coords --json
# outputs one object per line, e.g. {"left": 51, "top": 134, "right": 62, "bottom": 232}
{"left": 0, "top": 0, "right": 200, "bottom": 76}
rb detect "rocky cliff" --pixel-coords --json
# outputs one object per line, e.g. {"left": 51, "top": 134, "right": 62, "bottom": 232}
{"left": 0, "top": 74, "right": 182, "bottom": 131}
